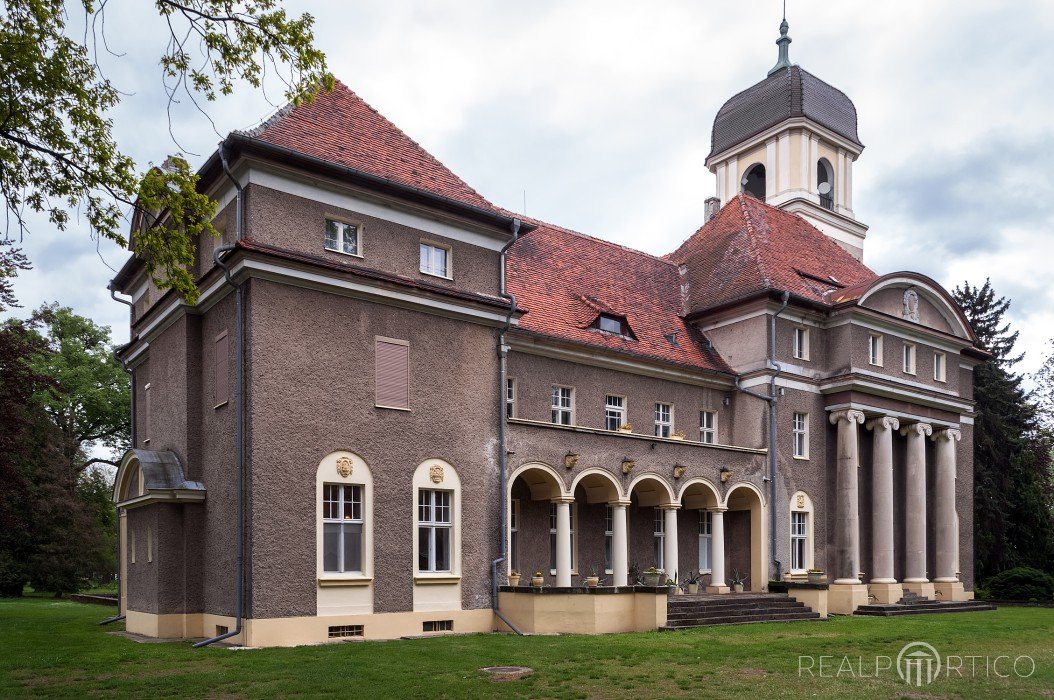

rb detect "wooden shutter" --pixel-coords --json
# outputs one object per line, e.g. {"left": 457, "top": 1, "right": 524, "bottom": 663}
{"left": 375, "top": 337, "right": 409, "bottom": 409}
{"left": 214, "top": 332, "right": 229, "bottom": 406}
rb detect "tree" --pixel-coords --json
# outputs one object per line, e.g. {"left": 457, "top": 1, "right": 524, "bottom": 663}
{"left": 954, "top": 279, "right": 1054, "bottom": 579}
{"left": 1034, "top": 340, "right": 1054, "bottom": 432}
{"left": 0, "top": 1, "right": 332, "bottom": 302}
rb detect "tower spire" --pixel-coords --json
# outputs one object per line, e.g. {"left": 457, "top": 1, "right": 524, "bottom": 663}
{"left": 767, "top": 9, "right": 792, "bottom": 76}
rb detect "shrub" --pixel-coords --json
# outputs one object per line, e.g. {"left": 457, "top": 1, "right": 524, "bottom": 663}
{"left": 985, "top": 567, "right": 1054, "bottom": 601}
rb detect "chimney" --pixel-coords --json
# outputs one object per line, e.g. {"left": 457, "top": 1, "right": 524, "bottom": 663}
{"left": 704, "top": 197, "right": 721, "bottom": 223}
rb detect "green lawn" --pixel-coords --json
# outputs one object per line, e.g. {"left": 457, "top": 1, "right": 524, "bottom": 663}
{"left": 2, "top": 598, "right": 1053, "bottom": 698}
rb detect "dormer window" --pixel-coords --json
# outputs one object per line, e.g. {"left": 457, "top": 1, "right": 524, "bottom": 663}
{"left": 597, "top": 314, "right": 625, "bottom": 335}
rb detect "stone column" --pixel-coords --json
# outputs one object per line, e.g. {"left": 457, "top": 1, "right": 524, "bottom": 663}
{"left": 554, "top": 497, "right": 573, "bottom": 587}
{"left": 707, "top": 508, "right": 729, "bottom": 593}
{"left": 827, "top": 409, "right": 869, "bottom": 614}
{"left": 662, "top": 505, "right": 680, "bottom": 584}
{"left": 610, "top": 500, "right": 630, "bottom": 587}
{"left": 933, "top": 428, "right": 966, "bottom": 601}
{"left": 867, "top": 416, "right": 902, "bottom": 604}
{"left": 902, "top": 422, "right": 934, "bottom": 599}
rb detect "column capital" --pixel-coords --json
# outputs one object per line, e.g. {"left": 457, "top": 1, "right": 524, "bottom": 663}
{"left": 829, "top": 409, "right": 865, "bottom": 426}
{"left": 707, "top": 507, "right": 728, "bottom": 513}
{"left": 659, "top": 503, "right": 681, "bottom": 511}
{"left": 900, "top": 422, "right": 933, "bottom": 438}
{"left": 932, "top": 427, "right": 962, "bottom": 443}
{"left": 866, "top": 416, "right": 900, "bottom": 432}
{"left": 550, "top": 496, "right": 575, "bottom": 505}
{"left": 607, "top": 499, "right": 632, "bottom": 508}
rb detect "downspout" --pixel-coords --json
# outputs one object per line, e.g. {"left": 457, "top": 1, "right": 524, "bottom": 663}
{"left": 194, "top": 142, "right": 245, "bottom": 647}
{"left": 734, "top": 290, "right": 789, "bottom": 584}
{"left": 491, "top": 218, "right": 524, "bottom": 636}
{"left": 100, "top": 285, "right": 134, "bottom": 625}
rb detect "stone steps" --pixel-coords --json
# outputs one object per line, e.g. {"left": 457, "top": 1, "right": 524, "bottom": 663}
{"left": 661, "top": 593, "right": 822, "bottom": 629}
{"left": 855, "top": 600, "right": 996, "bottom": 617}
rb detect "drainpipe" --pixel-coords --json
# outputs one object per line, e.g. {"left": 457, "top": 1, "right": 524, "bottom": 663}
{"left": 194, "top": 142, "right": 245, "bottom": 647}
{"left": 491, "top": 218, "right": 524, "bottom": 636}
{"left": 100, "top": 285, "right": 134, "bottom": 626}
{"left": 734, "top": 290, "right": 789, "bottom": 584}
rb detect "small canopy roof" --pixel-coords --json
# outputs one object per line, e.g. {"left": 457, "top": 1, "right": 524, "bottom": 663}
{"left": 112, "top": 449, "right": 205, "bottom": 509}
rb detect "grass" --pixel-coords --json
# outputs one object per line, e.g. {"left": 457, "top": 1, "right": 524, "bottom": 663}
{"left": 2, "top": 598, "right": 1053, "bottom": 698}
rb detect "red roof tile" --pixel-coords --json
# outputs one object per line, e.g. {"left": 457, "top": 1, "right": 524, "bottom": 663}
{"left": 245, "top": 80, "right": 496, "bottom": 212}
{"left": 666, "top": 194, "right": 877, "bottom": 312}
{"left": 507, "top": 219, "right": 734, "bottom": 375}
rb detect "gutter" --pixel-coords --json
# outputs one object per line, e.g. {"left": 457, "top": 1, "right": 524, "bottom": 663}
{"left": 194, "top": 142, "right": 246, "bottom": 648}
{"left": 491, "top": 218, "right": 525, "bottom": 636}
{"left": 734, "top": 290, "right": 789, "bottom": 584}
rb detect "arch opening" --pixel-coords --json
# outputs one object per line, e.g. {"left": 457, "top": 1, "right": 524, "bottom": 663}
{"left": 723, "top": 482, "right": 768, "bottom": 592}
{"left": 741, "top": 163, "right": 766, "bottom": 201}
{"left": 817, "top": 158, "right": 834, "bottom": 210}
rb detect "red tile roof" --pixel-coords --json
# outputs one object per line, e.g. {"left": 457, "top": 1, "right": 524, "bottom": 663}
{"left": 506, "top": 219, "right": 734, "bottom": 375}
{"left": 666, "top": 194, "right": 877, "bottom": 313}
{"left": 245, "top": 80, "right": 496, "bottom": 212}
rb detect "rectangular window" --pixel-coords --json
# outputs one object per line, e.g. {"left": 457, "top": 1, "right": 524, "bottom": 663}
{"left": 605, "top": 395, "right": 626, "bottom": 431}
{"left": 903, "top": 342, "right": 917, "bottom": 375}
{"left": 792, "top": 412, "right": 809, "bottom": 459}
{"left": 509, "top": 499, "right": 519, "bottom": 573}
{"left": 653, "top": 508, "right": 665, "bottom": 570}
{"left": 419, "top": 242, "right": 450, "bottom": 277}
{"left": 934, "top": 351, "right": 946, "bottom": 382}
{"left": 551, "top": 386, "right": 573, "bottom": 425}
{"left": 506, "top": 378, "right": 516, "bottom": 419}
{"left": 418, "top": 489, "right": 452, "bottom": 573}
{"left": 604, "top": 505, "right": 614, "bottom": 573}
{"left": 654, "top": 402, "right": 673, "bottom": 438}
{"left": 699, "top": 410, "right": 717, "bottom": 444}
{"left": 214, "top": 332, "right": 229, "bottom": 407}
{"left": 325, "top": 219, "right": 360, "bottom": 256}
{"left": 142, "top": 382, "right": 151, "bottom": 445}
{"left": 130, "top": 528, "right": 136, "bottom": 565}
{"left": 375, "top": 337, "right": 409, "bottom": 410}
{"left": 791, "top": 511, "right": 808, "bottom": 571}
{"left": 548, "top": 503, "right": 575, "bottom": 573}
{"left": 147, "top": 526, "right": 153, "bottom": 563}
{"left": 793, "top": 327, "right": 809, "bottom": 360}
{"left": 868, "top": 334, "right": 883, "bottom": 366}
{"left": 597, "top": 314, "right": 624, "bottom": 335}
{"left": 699, "top": 510, "right": 712, "bottom": 572}
{"left": 422, "top": 620, "right": 454, "bottom": 633}
{"left": 322, "top": 484, "right": 364, "bottom": 573}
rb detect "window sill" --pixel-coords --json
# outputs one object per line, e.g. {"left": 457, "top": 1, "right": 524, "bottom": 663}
{"left": 213, "top": 401, "right": 229, "bottom": 410}
{"left": 323, "top": 247, "right": 364, "bottom": 260}
{"left": 420, "top": 270, "right": 453, "bottom": 281}
{"left": 414, "top": 574, "right": 461, "bottom": 585}
{"left": 793, "top": 455, "right": 810, "bottom": 461}
{"left": 318, "top": 575, "right": 373, "bottom": 588}
{"left": 375, "top": 404, "right": 411, "bottom": 412}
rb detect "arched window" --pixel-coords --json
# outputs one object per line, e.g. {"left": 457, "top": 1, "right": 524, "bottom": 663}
{"left": 413, "top": 459, "right": 461, "bottom": 580}
{"left": 316, "top": 451, "right": 374, "bottom": 585}
{"left": 741, "top": 164, "right": 766, "bottom": 201}
{"left": 817, "top": 159, "right": 834, "bottom": 210}
{"left": 789, "top": 491, "right": 815, "bottom": 573}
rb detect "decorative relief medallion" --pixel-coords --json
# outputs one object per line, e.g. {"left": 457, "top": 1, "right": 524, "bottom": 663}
{"left": 902, "top": 288, "right": 921, "bottom": 323}
{"left": 673, "top": 465, "right": 687, "bottom": 479}
{"left": 335, "top": 456, "right": 354, "bottom": 478}
{"left": 796, "top": 493, "right": 805, "bottom": 509}
{"left": 429, "top": 464, "right": 445, "bottom": 483}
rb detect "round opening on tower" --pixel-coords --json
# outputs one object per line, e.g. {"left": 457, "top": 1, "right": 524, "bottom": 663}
{"left": 817, "top": 158, "right": 834, "bottom": 210}
{"left": 741, "top": 164, "right": 766, "bottom": 201}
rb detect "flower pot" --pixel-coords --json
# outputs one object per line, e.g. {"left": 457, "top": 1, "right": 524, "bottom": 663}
{"left": 733, "top": 583, "right": 744, "bottom": 593}
{"left": 531, "top": 575, "right": 544, "bottom": 588}
{"left": 687, "top": 583, "right": 699, "bottom": 595}
{"left": 585, "top": 576, "right": 599, "bottom": 588}
{"left": 508, "top": 574, "right": 521, "bottom": 587}
{"left": 808, "top": 572, "right": 822, "bottom": 584}
{"left": 642, "top": 572, "right": 662, "bottom": 587}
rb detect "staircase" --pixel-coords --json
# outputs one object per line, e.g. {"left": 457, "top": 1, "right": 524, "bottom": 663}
{"left": 661, "top": 593, "right": 822, "bottom": 629}
{"left": 854, "top": 591, "right": 996, "bottom": 617}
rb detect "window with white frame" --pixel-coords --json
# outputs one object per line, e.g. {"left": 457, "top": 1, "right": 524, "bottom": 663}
{"left": 604, "top": 505, "right": 614, "bottom": 573}
{"left": 868, "top": 333, "right": 883, "bottom": 366}
{"left": 323, "top": 484, "right": 364, "bottom": 573}
{"left": 325, "top": 219, "right": 360, "bottom": 256}
{"left": 419, "top": 242, "right": 450, "bottom": 277}
{"left": 605, "top": 395, "right": 626, "bottom": 431}
{"left": 793, "top": 327, "right": 809, "bottom": 360}
{"left": 551, "top": 386, "right": 573, "bottom": 425}
{"left": 903, "top": 342, "right": 917, "bottom": 375}
{"left": 653, "top": 508, "right": 665, "bottom": 570}
{"left": 509, "top": 499, "right": 519, "bottom": 573}
{"left": 654, "top": 402, "right": 673, "bottom": 438}
{"left": 698, "top": 510, "right": 712, "bottom": 573}
{"left": 699, "top": 410, "right": 717, "bottom": 444}
{"left": 792, "top": 412, "right": 809, "bottom": 459}
{"left": 790, "top": 511, "right": 808, "bottom": 571}
{"left": 548, "top": 502, "right": 576, "bottom": 573}
{"left": 418, "top": 489, "right": 452, "bottom": 572}
{"left": 933, "top": 351, "right": 946, "bottom": 382}
{"left": 505, "top": 378, "right": 516, "bottom": 419}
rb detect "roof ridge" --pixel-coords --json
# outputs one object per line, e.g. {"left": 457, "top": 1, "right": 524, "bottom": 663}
{"left": 511, "top": 213, "right": 679, "bottom": 268}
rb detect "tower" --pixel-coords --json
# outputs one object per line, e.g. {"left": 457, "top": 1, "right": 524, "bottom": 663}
{"left": 705, "top": 19, "right": 869, "bottom": 259}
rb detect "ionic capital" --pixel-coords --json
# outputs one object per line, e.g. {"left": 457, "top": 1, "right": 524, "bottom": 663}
{"left": 607, "top": 499, "right": 632, "bottom": 509}
{"left": 829, "top": 409, "right": 865, "bottom": 426}
{"left": 900, "top": 422, "right": 933, "bottom": 438}
{"left": 866, "top": 416, "right": 900, "bottom": 432}
{"left": 932, "top": 428, "right": 962, "bottom": 443}
{"left": 658, "top": 503, "right": 681, "bottom": 511}
{"left": 550, "top": 496, "right": 575, "bottom": 505}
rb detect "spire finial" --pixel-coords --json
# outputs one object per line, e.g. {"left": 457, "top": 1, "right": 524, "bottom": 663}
{"left": 767, "top": 6, "right": 792, "bottom": 76}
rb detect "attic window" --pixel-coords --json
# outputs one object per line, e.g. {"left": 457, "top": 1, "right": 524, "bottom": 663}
{"left": 596, "top": 314, "right": 629, "bottom": 337}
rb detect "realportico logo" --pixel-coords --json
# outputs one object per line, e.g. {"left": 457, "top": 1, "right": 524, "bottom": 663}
{"left": 798, "top": 641, "right": 1036, "bottom": 686}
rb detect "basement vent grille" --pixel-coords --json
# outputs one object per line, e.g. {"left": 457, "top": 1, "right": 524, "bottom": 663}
{"left": 422, "top": 620, "right": 453, "bottom": 633}
{"left": 215, "top": 625, "right": 229, "bottom": 636}
{"left": 328, "top": 625, "right": 364, "bottom": 639}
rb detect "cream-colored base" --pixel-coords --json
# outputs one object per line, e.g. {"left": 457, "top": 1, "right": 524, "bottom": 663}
{"left": 828, "top": 583, "right": 869, "bottom": 615}
{"left": 496, "top": 592, "right": 667, "bottom": 634}
{"left": 706, "top": 584, "right": 730, "bottom": 594}
{"left": 869, "top": 582, "right": 904, "bottom": 605}
{"left": 934, "top": 581, "right": 968, "bottom": 602}
{"left": 785, "top": 587, "right": 828, "bottom": 618}
{"left": 903, "top": 581, "right": 935, "bottom": 600}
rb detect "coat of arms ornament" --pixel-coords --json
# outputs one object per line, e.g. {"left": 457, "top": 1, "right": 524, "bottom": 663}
{"left": 429, "top": 464, "right": 444, "bottom": 483}
{"left": 335, "top": 456, "right": 354, "bottom": 478}
{"left": 902, "top": 288, "right": 921, "bottom": 323}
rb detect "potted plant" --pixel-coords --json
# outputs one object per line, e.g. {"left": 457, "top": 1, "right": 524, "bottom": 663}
{"left": 807, "top": 568, "right": 824, "bottom": 584}
{"left": 665, "top": 577, "right": 679, "bottom": 593}
{"left": 683, "top": 571, "right": 702, "bottom": 595}
{"left": 642, "top": 566, "right": 664, "bottom": 587}
{"left": 671, "top": 430, "right": 686, "bottom": 441}
{"left": 508, "top": 571, "right": 521, "bottom": 587}
{"left": 531, "top": 571, "right": 544, "bottom": 587}
{"left": 618, "top": 422, "right": 634, "bottom": 434}
{"left": 731, "top": 569, "right": 748, "bottom": 593}
{"left": 585, "top": 567, "right": 600, "bottom": 588}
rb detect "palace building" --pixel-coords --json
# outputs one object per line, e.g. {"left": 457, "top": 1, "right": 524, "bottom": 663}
{"left": 109, "top": 21, "right": 987, "bottom": 645}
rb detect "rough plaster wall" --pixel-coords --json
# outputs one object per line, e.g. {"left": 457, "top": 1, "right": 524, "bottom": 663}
{"left": 725, "top": 510, "right": 752, "bottom": 588}
{"left": 125, "top": 506, "right": 158, "bottom": 612}
{"left": 704, "top": 314, "right": 769, "bottom": 371}
{"left": 862, "top": 288, "right": 955, "bottom": 336}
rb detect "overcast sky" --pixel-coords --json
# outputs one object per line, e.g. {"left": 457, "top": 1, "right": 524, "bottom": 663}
{"left": 5, "top": 0, "right": 1053, "bottom": 377}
